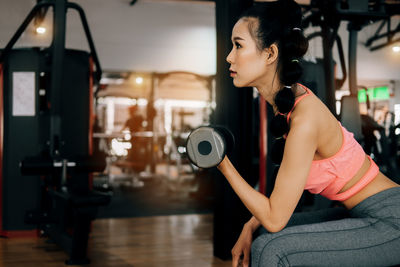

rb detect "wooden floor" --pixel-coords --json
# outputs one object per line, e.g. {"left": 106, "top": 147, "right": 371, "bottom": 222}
{"left": 0, "top": 214, "right": 232, "bottom": 267}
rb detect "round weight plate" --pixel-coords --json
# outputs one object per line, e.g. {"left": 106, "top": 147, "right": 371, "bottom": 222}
{"left": 213, "top": 126, "right": 235, "bottom": 156}
{"left": 186, "top": 126, "right": 226, "bottom": 168}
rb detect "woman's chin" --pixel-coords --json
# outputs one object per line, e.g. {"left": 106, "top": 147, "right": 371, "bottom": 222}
{"left": 233, "top": 79, "right": 247, "bottom": 88}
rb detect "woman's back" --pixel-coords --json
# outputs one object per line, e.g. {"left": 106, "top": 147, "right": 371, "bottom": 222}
{"left": 289, "top": 85, "right": 343, "bottom": 162}
{"left": 290, "top": 84, "right": 398, "bottom": 208}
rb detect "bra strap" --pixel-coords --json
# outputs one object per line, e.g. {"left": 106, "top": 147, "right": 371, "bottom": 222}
{"left": 286, "top": 84, "right": 311, "bottom": 124}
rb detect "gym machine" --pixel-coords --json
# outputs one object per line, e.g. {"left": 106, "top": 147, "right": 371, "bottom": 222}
{"left": 0, "top": 0, "right": 110, "bottom": 264}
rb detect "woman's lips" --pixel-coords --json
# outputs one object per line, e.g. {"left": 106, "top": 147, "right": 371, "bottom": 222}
{"left": 230, "top": 71, "right": 237, "bottom": 77}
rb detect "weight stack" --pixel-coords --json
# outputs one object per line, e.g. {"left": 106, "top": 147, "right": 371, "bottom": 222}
{"left": 0, "top": 48, "right": 92, "bottom": 237}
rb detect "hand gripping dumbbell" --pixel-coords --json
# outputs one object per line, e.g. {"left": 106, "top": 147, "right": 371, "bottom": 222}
{"left": 186, "top": 126, "right": 235, "bottom": 168}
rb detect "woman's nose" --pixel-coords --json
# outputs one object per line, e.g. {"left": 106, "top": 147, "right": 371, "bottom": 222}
{"left": 226, "top": 49, "right": 234, "bottom": 64}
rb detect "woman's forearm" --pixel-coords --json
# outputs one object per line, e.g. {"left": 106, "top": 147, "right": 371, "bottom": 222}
{"left": 246, "top": 216, "right": 261, "bottom": 233}
{"left": 218, "top": 156, "right": 272, "bottom": 229}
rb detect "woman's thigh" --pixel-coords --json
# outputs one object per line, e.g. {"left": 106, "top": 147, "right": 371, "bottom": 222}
{"left": 252, "top": 216, "right": 400, "bottom": 267}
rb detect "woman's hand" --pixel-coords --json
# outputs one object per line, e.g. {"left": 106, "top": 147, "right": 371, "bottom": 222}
{"left": 232, "top": 223, "right": 253, "bottom": 267}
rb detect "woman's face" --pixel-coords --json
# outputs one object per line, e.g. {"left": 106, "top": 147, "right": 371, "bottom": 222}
{"left": 226, "top": 19, "right": 270, "bottom": 88}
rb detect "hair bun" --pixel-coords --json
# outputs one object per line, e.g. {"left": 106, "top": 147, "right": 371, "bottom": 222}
{"left": 275, "top": 86, "right": 295, "bottom": 113}
{"left": 281, "top": 29, "right": 308, "bottom": 59}
{"left": 279, "top": 28, "right": 308, "bottom": 86}
{"left": 270, "top": 114, "right": 289, "bottom": 137}
{"left": 280, "top": 60, "right": 303, "bottom": 86}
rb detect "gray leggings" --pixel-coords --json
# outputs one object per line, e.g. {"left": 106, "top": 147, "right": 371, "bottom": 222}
{"left": 251, "top": 187, "right": 400, "bottom": 266}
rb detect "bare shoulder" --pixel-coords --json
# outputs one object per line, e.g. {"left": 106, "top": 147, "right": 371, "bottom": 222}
{"left": 290, "top": 91, "right": 343, "bottom": 159}
{"left": 289, "top": 94, "right": 321, "bottom": 133}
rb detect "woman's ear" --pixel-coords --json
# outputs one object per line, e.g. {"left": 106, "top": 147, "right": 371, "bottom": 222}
{"left": 264, "top": 44, "right": 279, "bottom": 65}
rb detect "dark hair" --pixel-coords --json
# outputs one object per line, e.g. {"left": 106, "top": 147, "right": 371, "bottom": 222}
{"left": 239, "top": 1, "right": 309, "bottom": 166}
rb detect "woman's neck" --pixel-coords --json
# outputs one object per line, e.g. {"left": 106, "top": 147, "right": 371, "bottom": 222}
{"left": 256, "top": 78, "right": 282, "bottom": 107}
{"left": 256, "top": 82, "right": 305, "bottom": 114}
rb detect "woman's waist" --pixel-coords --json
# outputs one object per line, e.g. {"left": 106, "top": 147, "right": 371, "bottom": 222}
{"left": 335, "top": 155, "right": 372, "bottom": 194}
{"left": 343, "top": 171, "right": 400, "bottom": 209}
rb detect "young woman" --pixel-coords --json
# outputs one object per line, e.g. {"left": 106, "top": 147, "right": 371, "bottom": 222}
{"left": 217, "top": 1, "right": 400, "bottom": 266}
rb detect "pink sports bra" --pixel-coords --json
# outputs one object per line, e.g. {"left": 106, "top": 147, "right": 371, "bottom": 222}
{"left": 285, "top": 84, "right": 379, "bottom": 201}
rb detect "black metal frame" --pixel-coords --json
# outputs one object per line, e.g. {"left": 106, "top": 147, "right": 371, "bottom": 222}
{"left": 0, "top": 0, "right": 102, "bottom": 84}
{"left": 366, "top": 18, "right": 400, "bottom": 51}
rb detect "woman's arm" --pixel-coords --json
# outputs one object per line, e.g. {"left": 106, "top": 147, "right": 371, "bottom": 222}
{"left": 217, "top": 114, "right": 318, "bottom": 232}
{"left": 245, "top": 216, "right": 261, "bottom": 232}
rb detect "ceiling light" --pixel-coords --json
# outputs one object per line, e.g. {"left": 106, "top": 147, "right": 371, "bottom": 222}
{"left": 136, "top": 77, "right": 143, "bottom": 84}
{"left": 393, "top": 45, "right": 400, "bottom": 53}
{"left": 36, "top": 26, "right": 46, "bottom": 34}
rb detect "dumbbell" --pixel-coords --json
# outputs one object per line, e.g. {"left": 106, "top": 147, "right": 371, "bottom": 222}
{"left": 186, "top": 125, "right": 235, "bottom": 168}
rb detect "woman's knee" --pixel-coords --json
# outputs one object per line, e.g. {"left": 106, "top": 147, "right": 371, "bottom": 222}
{"left": 251, "top": 233, "right": 290, "bottom": 267}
